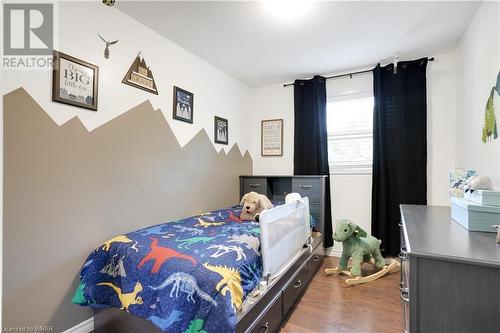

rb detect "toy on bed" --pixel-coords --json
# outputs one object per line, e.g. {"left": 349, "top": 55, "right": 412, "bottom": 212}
{"left": 325, "top": 218, "right": 399, "bottom": 286}
{"left": 240, "top": 191, "right": 274, "bottom": 221}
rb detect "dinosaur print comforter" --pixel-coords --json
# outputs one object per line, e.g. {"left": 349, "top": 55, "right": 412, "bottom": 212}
{"left": 73, "top": 205, "right": 262, "bottom": 333}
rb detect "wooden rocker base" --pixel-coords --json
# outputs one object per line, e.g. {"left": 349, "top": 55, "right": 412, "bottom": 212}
{"left": 325, "top": 258, "right": 400, "bottom": 286}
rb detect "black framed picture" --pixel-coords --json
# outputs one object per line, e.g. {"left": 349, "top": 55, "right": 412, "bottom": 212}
{"left": 214, "top": 116, "right": 228, "bottom": 145}
{"left": 52, "top": 51, "right": 99, "bottom": 111}
{"left": 172, "top": 86, "right": 194, "bottom": 123}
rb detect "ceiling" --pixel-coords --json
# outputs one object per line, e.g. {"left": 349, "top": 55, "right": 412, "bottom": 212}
{"left": 117, "top": 1, "right": 480, "bottom": 87}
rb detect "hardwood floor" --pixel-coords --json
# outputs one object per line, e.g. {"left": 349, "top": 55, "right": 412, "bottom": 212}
{"left": 281, "top": 256, "right": 404, "bottom": 333}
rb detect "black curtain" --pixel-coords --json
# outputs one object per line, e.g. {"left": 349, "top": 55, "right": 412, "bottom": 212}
{"left": 293, "top": 75, "right": 333, "bottom": 248}
{"left": 371, "top": 58, "right": 428, "bottom": 256}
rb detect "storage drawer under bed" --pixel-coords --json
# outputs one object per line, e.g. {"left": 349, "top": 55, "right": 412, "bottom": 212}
{"left": 282, "top": 262, "right": 308, "bottom": 316}
{"left": 249, "top": 294, "right": 282, "bottom": 333}
{"left": 307, "top": 244, "right": 324, "bottom": 281}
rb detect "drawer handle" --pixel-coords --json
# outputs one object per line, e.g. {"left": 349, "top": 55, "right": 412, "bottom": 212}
{"left": 262, "top": 322, "right": 269, "bottom": 333}
{"left": 398, "top": 221, "right": 403, "bottom": 227}
{"left": 293, "top": 279, "right": 302, "bottom": 288}
{"left": 313, "top": 255, "right": 320, "bottom": 262}
{"left": 298, "top": 185, "right": 312, "bottom": 189}
{"left": 249, "top": 183, "right": 261, "bottom": 188}
{"left": 400, "top": 289, "right": 409, "bottom": 303}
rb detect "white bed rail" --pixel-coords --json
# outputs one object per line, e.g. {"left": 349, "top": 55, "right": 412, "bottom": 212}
{"left": 259, "top": 197, "right": 311, "bottom": 281}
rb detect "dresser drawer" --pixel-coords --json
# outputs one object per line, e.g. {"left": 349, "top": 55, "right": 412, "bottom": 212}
{"left": 242, "top": 178, "right": 269, "bottom": 196}
{"left": 282, "top": 263, "right": 308, "bottom": 316}
{"left": 249, "top": 294, "right": 282, "bottom": 333}
{"left": 307, "top": 245, "right": 323, "bottom": 282}
{"left": 291, "top": 178, "right": 321, "bottom": 203}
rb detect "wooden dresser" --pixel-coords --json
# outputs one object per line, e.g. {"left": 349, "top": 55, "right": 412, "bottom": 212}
{"left": 240, "top": 175, "right": 327, "bottom": 241}
{"left": 399, "top": 205, "right": 500, "bottom": 333}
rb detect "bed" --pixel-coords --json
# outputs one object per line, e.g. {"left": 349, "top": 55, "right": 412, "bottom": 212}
{"left": 74, "top": 197, "right": 314, "bottom": 333}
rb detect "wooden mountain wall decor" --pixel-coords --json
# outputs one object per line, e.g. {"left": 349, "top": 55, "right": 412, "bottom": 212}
{"left": 122, "top": 53, "right": 158, "bottom": 94}
{"left": 3, "top": 88, "right": 251, "bottom": 330}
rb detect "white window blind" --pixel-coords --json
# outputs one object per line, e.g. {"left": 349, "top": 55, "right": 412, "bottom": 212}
{"left": 327, "top": 95, "right": 374, "bottom": 174}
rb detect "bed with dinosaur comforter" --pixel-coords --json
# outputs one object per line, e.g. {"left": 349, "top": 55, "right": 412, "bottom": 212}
{"left": 73, "top": 205, "right": 262, "bottom": 333}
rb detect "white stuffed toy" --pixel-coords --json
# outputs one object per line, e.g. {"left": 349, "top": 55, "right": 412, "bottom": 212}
{"left": 285, "top": 193, "right": 303, "bottom": 204}
{"left": 464, "top": 176, "right": 493, "bottom": 193}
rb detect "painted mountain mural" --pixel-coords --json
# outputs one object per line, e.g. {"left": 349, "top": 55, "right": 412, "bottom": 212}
{"left": 2, "top": 87, "right": 251, "bottom": 330}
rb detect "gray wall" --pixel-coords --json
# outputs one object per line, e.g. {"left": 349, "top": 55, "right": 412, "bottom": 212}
{"left": 3, "top": 88, "right": 252, "bottom": 331}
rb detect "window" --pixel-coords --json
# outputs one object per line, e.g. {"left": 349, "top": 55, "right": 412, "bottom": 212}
{"left": 327, "top": 95, "right": 374, "bottom": 174}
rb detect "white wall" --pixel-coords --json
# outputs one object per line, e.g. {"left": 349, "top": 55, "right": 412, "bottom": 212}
{"left": 1, "top": 1, "right": 252, "bottom": 155}
{"left": 250, "top": 53, "right": 460, "bottom": 255}
{"left": 455, "top": 1, "right": 500, "bottom": 186}
{"left": 329, "top": 174, "right": 372, "bottom": 255}
{"left": 427, "top": 52, "right": 459, "bottom": 205}
{"left": 250, "top": 84, "right": 294, "bottom": 175}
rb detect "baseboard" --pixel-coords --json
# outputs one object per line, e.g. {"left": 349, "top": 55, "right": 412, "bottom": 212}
{"left": 325, "top": 247, "right": 341, "bottom": 257}
{"left": 62, "top": 317, "right": 94, "bottom": 333}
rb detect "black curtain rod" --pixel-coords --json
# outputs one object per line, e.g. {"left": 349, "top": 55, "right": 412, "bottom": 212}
{"left": 283, "top": 57, "right": 435, "bottom": 87}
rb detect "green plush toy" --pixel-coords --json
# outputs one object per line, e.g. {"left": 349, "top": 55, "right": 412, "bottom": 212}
{"left": 333, "top": 219, "right": 385, "bottom": 276}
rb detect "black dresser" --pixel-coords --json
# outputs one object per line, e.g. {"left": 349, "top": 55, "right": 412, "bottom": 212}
{"left": 399, "top": 205, "right": 500, "bottom": 333}
{"left": 240, "top": 175, "right": 327, "bottom": 242}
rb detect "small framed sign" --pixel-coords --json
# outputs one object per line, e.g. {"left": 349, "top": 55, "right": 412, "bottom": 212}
{"left": 261, "top": 119, "right": 283, "bottom": 156}
{"left": 173, "top": 86, "right": 194, "bottom": 123}
{"left": 214, "top": 116, "right": 228, "bottom": 145}
{"left": 52, "top": 51, "right": 99, "bottom": 111}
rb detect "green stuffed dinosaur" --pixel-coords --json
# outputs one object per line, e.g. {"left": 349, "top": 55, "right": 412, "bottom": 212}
{"left": 333, "top": 219, "right": 385, "bottom": 276}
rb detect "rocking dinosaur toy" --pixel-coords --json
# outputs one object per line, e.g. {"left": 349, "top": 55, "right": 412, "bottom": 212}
{"left": 325, "top": 219, "right": 399, "bottom": 286}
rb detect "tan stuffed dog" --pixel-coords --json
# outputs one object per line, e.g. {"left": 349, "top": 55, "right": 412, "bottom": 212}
{"left": 240, "top": 191, "right": 274, "bottom": 221}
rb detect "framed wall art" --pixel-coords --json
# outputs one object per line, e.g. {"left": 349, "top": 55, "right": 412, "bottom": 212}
{"left": 173, "top": 86, "right": 194, "bottom": 123}
{"left": 52, "top": 51, "right": 99, "bottom": 111}
{"left": 261, "top": 119, "right": 283, "bottom": 156}
{"left": 214, "top": 116, "right": 228, "bottom": 145}
{"left": 122, "top": 53, "right": 158, "bottom": 94}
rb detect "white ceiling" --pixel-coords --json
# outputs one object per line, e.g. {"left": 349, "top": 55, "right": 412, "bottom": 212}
{"left": 117, "top": 1, "right": 480, "bottom": 87}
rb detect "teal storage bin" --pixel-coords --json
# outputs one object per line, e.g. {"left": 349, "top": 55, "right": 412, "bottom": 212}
{"left": 451, "top": 197, "right": 500, "bottom": 232}
{"left": 464, "top": 189, "right": 500, "bottom": 207}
